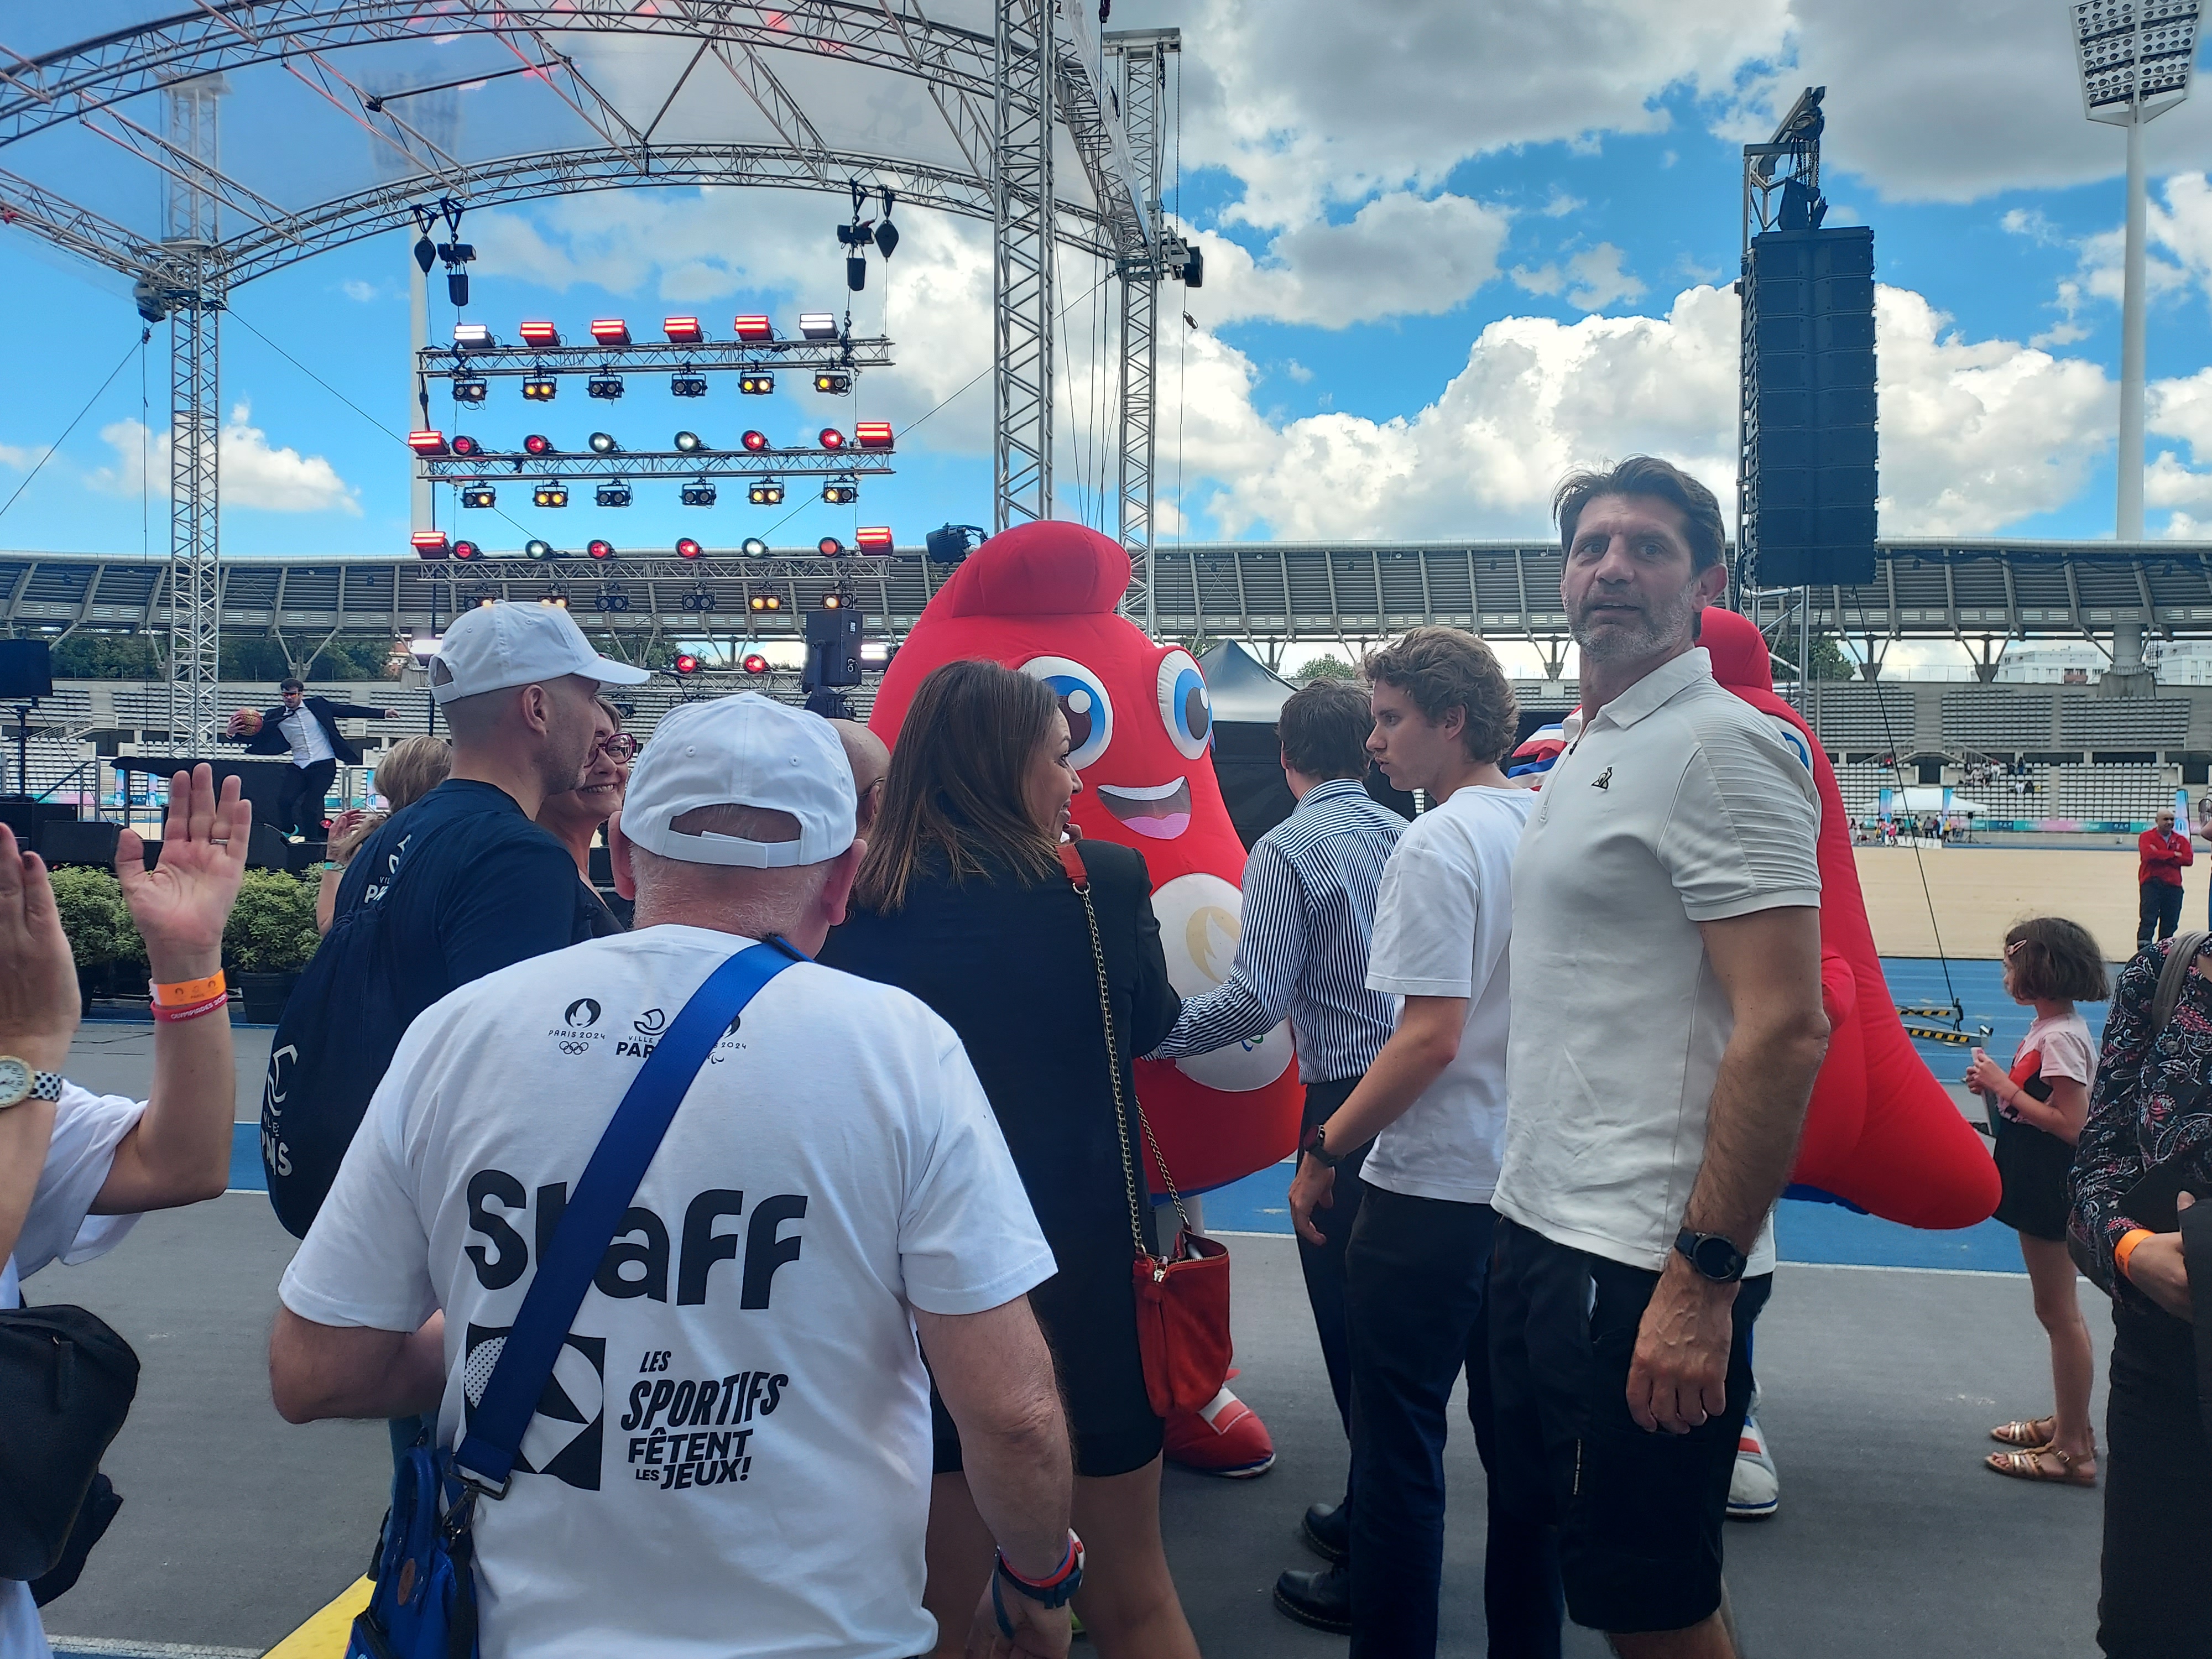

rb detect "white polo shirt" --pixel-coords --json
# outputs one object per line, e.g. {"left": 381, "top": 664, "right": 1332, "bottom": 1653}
{"left": 1495, "top": 646, "right": 1819, "bottom": 1275}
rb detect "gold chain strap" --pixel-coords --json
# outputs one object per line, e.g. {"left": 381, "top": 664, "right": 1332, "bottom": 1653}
{"left": 1067, "top": 867, "right": 1191, "bottom": 1265}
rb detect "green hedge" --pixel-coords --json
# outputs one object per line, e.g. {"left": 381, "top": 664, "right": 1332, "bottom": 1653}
{"left": 48, "top": 864, "right": 322, "bottom": 979}
{"left": 49, "top": 865, "right": 145, "bottom": 973}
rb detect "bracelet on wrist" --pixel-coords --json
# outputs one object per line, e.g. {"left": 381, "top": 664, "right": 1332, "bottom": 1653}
{"left": 994, "top": 1530, "right": 1084, "bottom": 1603}
{"left": 2115, "top": 1228, "right": 2157, "bottom": 1282}
{"left": 151, "top": 971, "right": 226, "bottom": 1009}
{"left": 151, "top": 993, "right": 228, "bottom": 1024}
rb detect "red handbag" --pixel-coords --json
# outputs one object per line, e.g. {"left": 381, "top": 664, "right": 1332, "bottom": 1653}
{"left": 1059, "top": 842, "right": 1233, "bottom": 1417}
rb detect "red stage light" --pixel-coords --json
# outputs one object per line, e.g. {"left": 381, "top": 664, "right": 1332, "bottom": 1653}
{"left": 663, "top": 316, "right": 705, "bottom": 344}
{"left": 452, "top": 540, "right": 482, "bottom": 560}
{"left": 450, "top": 434, "right": 483, "bottom": 457}
{"left": 519, "top": 320, "right": 561, "bottom": 347}
{"left": 674, "top": 653, "right": 701, "bottom": 676}
{"left": 411, "top": 530, "right": 450, "bottom": 556}
{"left": 742, "top": 653, "right": 770, "bottom": 675}
{"left": 855, "top": 525, "right": 895, "bottom": 552}
{"left": 818, "top": 536, "right": 846, "bottom": 557}
{"left": 587, "top": 539, "right": 615, "bottom": 561}
{"left": 406, "top": 430, "right": 448, "bottom": 455}
{"left": 524, "top": 434, "right": 554, "bottom": 456}
{"left": 742, "top": 430, "right": 769, "bottom": 451}
{"left": 590, "top": 319, "right": 631, "bottom": 346}
{"left": 854, "top": 421, "right": 894, "bottom": 450}
{"left": 733, "top": 315, "right": 774, "bottom": 341}
{"left": 676, "top": 538, "right": 703, "bottom": 559}
{"left": 818, "top": 426, "right": 846, "bottom": 450}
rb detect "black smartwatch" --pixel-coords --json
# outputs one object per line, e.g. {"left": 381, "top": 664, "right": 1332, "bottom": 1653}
{"left": 1300, "top": 1122, "right": 1342, "bottom": 1170}
{"left": 1673, "top": 1228, "right": 1748, "bottom": 1284}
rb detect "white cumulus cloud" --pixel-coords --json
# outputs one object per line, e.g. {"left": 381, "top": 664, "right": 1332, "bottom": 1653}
{"left": 1191, "top": 192, "right": 1514, "bottom": 328}
{"left": 88, "top": 404, "right": 361, "bottom": 515}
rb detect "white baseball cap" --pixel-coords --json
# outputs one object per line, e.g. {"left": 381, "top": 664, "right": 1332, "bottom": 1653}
{"left": 620, "top": 693, "right": 857, "bottom": 869}
{"left": 429, "top": 601, "right": 651, "bottom": 703}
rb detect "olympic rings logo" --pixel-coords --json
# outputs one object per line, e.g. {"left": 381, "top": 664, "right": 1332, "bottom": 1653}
{"left": 559, "top": 1040, "right": 591, "bottom": 1056}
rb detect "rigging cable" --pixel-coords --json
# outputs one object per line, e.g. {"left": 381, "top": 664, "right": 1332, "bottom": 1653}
{"left": 0, "top": 330, "right": 148, "bottom": 527}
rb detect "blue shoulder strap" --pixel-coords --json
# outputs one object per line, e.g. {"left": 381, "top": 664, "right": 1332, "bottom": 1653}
{"left": 452, "top": 936, "right": 804, "bottom": 1494}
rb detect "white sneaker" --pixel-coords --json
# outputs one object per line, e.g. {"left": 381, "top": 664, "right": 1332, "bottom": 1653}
{"left": 1728, "top": 1408, "right": 1780, "bottom": 1521}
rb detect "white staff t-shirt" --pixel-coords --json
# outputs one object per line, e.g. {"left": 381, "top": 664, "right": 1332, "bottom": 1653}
{"left": 1358, "top": 784, "right": 1535, "bottom": 1205}
{"left": 280, "top": 926, "right": 1057, "bottom": 1659}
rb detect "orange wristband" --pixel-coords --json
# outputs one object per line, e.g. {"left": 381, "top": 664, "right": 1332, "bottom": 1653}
{"left": 2115, "top": 1228, "right": 2157, "bottom": 1282}
{"left": 151, "top": 971, "right": 226, "bottom": 1009}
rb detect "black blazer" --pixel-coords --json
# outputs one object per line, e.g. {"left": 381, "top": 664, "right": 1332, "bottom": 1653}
{"left": 228, "top": 696, "right": 387, "bottom": 767}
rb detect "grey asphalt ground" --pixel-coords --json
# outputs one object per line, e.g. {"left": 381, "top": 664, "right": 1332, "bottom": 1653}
{"left": 29, "top": 1027, "right": 2115, "bottom": 1657}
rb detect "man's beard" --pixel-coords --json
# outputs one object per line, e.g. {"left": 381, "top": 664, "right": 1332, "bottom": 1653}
{"left": 1569, "top": 582, "right": 1702, "bottom": 664}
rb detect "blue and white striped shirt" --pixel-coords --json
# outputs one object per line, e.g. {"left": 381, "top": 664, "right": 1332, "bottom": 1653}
{"left": 1148, "top": 777, "right": 1406, "bottom": 1084}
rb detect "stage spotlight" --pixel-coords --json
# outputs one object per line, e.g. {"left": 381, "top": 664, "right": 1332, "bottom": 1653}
{"left": 682, "top": 482, "right": 719, "bottom": 507}
{"left": 453, "top": 323, "right": 495, "bottom": 350}
{"left": 524, "top": 539, "right": 555, "bottom": 561}
{"left": 670, "top": 373, "right": 708, "bottom": 398}
{"left": 595, "top": 482, "right": 632, "bottom": 508}
{"left": 822, "top": 477, "right": 858, "bottom": 505}
{"left": 594, "top": 588, "right": 631, "bottom": 613}
{"left": 855, "top": 525, "right": 895, "bottom": 554}
{"left": 408, "top": 429, "right": 448, "bottom": 455}
{"left": 799, "top": 312, "right": 838, "bottom": 340}
{"left": 742, "top": 653, "right": 770, "bottom": 675}
{"left": 590, "top": 319, "right": 631, "bottom": 346}
{"left": 533, "top": 482, "right": 569, "bottom": 509}
{"left": 452, "top": 539, "right": 483, "bottom": 561}
{"left": 453, "top": 378, "right": 488, "bottom": 405}
{"left": 664, "top": 316, "right": 706, "bottom": 345}
{"left": 586, "top": 539, "right": 615, "bottom": 561}
{"left": 818, "top": 536, "right": 847, "bottom": 557}
{"left": 411, "top": 530, "right": 450, "bottom": 559}
{"left": 854, "top": 421, "right": 894, "bottom": 450}
{"left": 748, "top": 478, "right": 785, "bottom": 506}
{"left": 739, "top": 371, "right": 775, "bottom": 395}
{"left": 451, "top": 434, "right": 484, "bottom": 458}
{"left": 822, "top": 589, "right": 843, "bottom": 608}
{"left": 741, "top": 537, "right": 770, "bottom": 557}
{"left": 520, "top": 321, "right": 561, "bottom": 348}
{"left": 673, "top": 652, "right": 701, "bottom": 676}
{"left": 543, "top": 592, "right": 568, "bottom": 608}
{"left": 818, "top": 427, "right": 846, "bottom": 450}
{"left": 734, "top": 315, "right": 774, "bottom": 341}
{"left": 521, "top": 374, "right": 559, "bottom": 401}
{"left": 676, "top": 538, "right": 703, "bottom": 559}
{"left": 524, "top": 433, "right": 555, "bottom": 456}
{"left": 674, "top": 430, "right": 705, "bottom": 453}
{"left": 749, "top": 593, "right": 782, "bottom": 613}
{"left": 813, "top": 371, "right": 852, "bottom": 395}
{"left": 742, "top": 429, "right": 770, "bottom": 452}
{"left": 588, "top": 431, "right": 620, "bottom": 454}
{"left": 926, "top": 523, "right": 984, "bottom": 564}
{"left": 460, "top": 484, "right": 497, "bottom": 509}
{"left": 587, "top": 375, "right": 625, "bottom": 400}
{"left": 680, "top": 587, "right": 718, "bottom": 613}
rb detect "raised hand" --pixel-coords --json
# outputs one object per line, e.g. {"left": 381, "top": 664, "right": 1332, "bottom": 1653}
{"left": 0, "top": 822, "right": 79, "bottom": 1069}
{"left": 117, "top": 765, "right": 250, "bottom": 982}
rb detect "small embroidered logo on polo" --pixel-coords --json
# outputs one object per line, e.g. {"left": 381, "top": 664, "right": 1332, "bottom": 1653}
{"left": 1592, "top": 766, "right": 1613, "bottom": 790}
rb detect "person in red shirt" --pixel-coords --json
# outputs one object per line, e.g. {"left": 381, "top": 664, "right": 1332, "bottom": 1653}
{"left": 2136, "top": 807, "right": 2192, "bottom": 948}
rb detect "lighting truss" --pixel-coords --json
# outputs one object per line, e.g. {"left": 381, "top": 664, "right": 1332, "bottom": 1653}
{"left": 422, "top": 450, "right": 893, "bottom": 481}
{"left": 421, "top": 337, "right": 893, "bottom": 380}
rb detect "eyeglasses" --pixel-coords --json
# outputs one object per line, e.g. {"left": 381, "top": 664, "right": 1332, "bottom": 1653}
{"left": 594, "top": 733, "right": 639, "bottom": 762}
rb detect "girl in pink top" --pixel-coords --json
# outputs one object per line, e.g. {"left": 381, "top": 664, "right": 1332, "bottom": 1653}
{"left": 1963, "top": 916, "right": 2111, "bottom": 1486}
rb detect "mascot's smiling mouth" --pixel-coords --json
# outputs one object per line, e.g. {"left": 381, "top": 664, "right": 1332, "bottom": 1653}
{"left": 1095, "top": 777, "right": 1192, "bottom": 841}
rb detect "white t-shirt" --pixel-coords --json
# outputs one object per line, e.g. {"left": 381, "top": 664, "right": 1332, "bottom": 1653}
{"left": 1497, "top": 649, "right": 1820, "bottom": 1275}
{"left": 2017, "top": 1009, "right": 2095, "bottom": 1092}
{"left": 279, "top": 926, "right": 1056, "bottom": 1659}
{"left": 2, "top": 1083, "right": 147, "bottom": 1659}
{"left": 278, "top": 703, "right": 335, "bottom": 768}
{"left": 1358, "top": 784, "right": 1535, "bottom": 1205}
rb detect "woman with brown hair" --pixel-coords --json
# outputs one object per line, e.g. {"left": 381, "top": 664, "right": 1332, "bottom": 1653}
{"left": 819, "top": 658, "right": 1201, "bottom": 1659}
{"left": 535, "top": 693, "right": 635, "bottom": 936}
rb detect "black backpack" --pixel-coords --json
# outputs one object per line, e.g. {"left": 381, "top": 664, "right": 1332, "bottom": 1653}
{"left": 0, "top": 1302, "right": 137, "bottom": 1587}
{"left": 260, "top": 815, "right": 468, "bottom": 1238}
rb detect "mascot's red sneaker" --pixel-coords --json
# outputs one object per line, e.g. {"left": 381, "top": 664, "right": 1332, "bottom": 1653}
{"left": 1165, "top": 1384, "right": 1276, "bottom": 1478}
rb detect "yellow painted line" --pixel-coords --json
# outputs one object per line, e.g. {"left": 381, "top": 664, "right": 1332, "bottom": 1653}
{"left": 260, "top": 1577, "right": 372, "bottom": 1659}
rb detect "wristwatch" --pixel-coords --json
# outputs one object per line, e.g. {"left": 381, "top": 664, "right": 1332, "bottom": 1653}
{"left": 1673, "top": 1228, "right": 1749, "bottom": 1284}
{"left": 0, "top": 1056, "right": 64, "bottom": 1112}
{"left": 1300, "top": 1121, "right": 1342, "bottom": 1170}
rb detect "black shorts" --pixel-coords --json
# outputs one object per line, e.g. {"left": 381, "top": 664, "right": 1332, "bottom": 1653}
{"left": 930, "top": 1241, "right": 1162, "bottom": 1480}
{"left": 1991, "top": 1118, "right": 2073, "bottom": 1243}
{"left": 1486, "top": 1215, "right": 1771, "bottom": 1635}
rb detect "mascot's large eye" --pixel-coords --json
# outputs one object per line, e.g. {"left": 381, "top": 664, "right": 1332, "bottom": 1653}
{"left": 1156, "top": 650, "right": 1212, "bottom": 760}
{"left": 1019, "top": 655, "right": 1114, "bottom": 769}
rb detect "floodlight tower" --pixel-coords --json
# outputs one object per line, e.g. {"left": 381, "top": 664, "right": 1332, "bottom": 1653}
{"left": 2073, "top": 0, "right": 2200, "bottom": 542}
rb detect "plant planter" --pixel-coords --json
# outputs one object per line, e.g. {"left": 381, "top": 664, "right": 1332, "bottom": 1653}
{"left": 237, "top": 970, "right": 299, "bottom": 1024}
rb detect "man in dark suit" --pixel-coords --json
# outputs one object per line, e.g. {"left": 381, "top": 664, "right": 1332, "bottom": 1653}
{"left": 226, "top": 678, "right": 399, "bottom": 837}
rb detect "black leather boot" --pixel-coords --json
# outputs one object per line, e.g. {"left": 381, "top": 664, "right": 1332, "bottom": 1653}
{"left": 1301, "top": 1499, "right": 1349, "bottom": 1564}
{"left": 1274, "top": 1562, "right": 1352, "bottom": 1634}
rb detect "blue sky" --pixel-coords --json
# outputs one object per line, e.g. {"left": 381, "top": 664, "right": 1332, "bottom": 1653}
{"left": 11, "top": 1, "right": 2212, "bottom": 561}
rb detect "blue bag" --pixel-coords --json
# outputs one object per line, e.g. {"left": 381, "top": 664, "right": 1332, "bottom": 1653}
{"left": 346, "top": 938, "right": 805, "bottom": 1659}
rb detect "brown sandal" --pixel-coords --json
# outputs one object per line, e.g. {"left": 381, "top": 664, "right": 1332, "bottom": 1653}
{"left": 1985, "top": 1446, "right": 2097, "bottom": 1486}
{"left": 1990, "top": 1415, "right": 2057, "bottom": 1448}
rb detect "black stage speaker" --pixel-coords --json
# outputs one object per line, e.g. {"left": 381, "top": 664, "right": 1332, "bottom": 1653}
{"left": 36, "top": 818, "right": 121, "bottom": 869}
{"left": 1742, "top": 225, "right": 1876, "bottom": 587}
{"left": 0, "top": 640, "right": 52, "bottom": 702}
{"left": 802, "top": 609, "right": 864, "bottom": 691}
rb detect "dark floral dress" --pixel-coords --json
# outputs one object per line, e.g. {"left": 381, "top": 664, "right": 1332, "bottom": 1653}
{"left": 2069, "top": 940, "right": 2212, "bottom": 1303}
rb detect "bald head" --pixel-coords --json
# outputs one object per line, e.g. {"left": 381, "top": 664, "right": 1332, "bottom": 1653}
{"left": 828, "top": 718, "right": 890, "bottom": 837}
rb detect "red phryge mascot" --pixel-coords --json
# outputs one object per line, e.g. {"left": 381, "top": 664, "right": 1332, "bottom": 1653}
{"left": 869, "top": 519, "right": 1301, "bottom": 1473}
{"left": 1674, "top": 611, "right": 2000, "bottom": 1225}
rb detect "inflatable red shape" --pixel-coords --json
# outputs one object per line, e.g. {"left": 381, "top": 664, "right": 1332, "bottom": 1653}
{"left": 1698, "top": 609, "right": 2000, "bottom": 1228}
{"left": 869, "top": 520, "right": 1303, "bottom": 1192}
